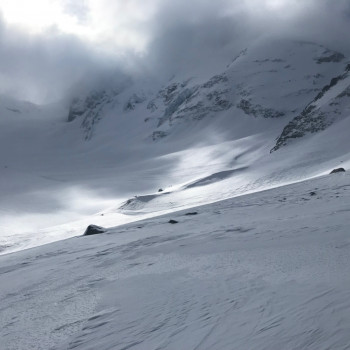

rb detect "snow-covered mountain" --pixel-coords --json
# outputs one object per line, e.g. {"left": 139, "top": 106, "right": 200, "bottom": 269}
{"left": 1, "top": 38, "right": 350, "bottom": 254}
{"left": 67, "top": 39, "right": 349, "bottom": 146}
{"left": 1, "top": 35, "right": 350, "bottom": 350}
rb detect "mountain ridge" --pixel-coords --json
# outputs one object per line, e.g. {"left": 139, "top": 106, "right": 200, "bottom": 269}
{"left": 66, "top": 39, "right": 349, "bottom": 149}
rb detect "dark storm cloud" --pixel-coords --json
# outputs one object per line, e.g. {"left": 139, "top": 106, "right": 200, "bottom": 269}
{"left": 274, "top": 0, "right": 350, "bottom": 52}
{"left": 0, "top": 15, "right": 125, "bottom": 103}
{"left": 143, "top": 0, "right": 257, "bottom": 79}
{"left": 1, "top": 0, "right": 350, "bottom": 104}
{"left": 143, "top": 0, "right": 350, "bottom": 79}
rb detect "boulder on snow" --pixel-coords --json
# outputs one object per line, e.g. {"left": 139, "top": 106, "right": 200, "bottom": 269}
{"left": 330, "top": 168, "right": 346, "bottom": 174}
{"left": 168, "top": 220, "right": 178, "bottom": 224}
{"left": 158, "top": 188, "right": 163, "bottom": 192}
{"left": 83, "top": 225, "right": 106, "bottom": 236}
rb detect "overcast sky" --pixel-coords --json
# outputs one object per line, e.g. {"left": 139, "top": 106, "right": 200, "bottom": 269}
{"left": 0, "top": 0, "right": 349, "bottom": 104}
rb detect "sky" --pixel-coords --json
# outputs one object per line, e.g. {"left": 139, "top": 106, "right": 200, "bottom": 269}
{"left": 0, "top": 0, "right": 349, "bottom": 104}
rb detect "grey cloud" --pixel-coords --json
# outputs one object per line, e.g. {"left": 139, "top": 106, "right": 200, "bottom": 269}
{"left": 63, "top": 0, "right": 90, "bottom": 24}
{"left": 0, "top": 15, "right": 124, "bottom": 103}
{"left": 1, "top": 0, "right": 350, "bottom": 104}
{"left": 143, "top": 0, "right": 258, "bottom": 79}
{"left": 143, "top": 0, "right": 350, "bottom": 79}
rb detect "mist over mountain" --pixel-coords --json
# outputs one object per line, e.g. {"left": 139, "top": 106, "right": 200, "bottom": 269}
{"left": 1, "top": 0, "right": 350, "bottom": 103}
{"left": 1, "top": 0, "right": 350, "bottom": 252}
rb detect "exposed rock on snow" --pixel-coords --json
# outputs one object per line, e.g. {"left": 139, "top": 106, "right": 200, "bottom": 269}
{"left": 237, "top": 99, "right": 285, "bottom": 118}
{"left": 272, "top": 64, "right": 350, "bottom": 151}
{"left": 124, "top": 93, "right": 146, "bottom": 111}
{"left": 330, "top": 168, "right": 346, "bottom": 174}
{"left": 315, "top": 50, "right": 345, "bottom": 64}
{"left": 68, "top": 90, "right": 115, "bottom": 140}
{"left": 83, "top": 225, "right": 106, "bottom": 236}
{"left": 151, "top": 130, "right": 168, "bottom": 141}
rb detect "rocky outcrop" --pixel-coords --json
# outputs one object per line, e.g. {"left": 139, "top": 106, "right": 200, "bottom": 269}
{"left": 271, "top": 108, "right": 331, "bottom": 152}
{"left": 237, "top": 99, "right": 285, "bottom": 118}
{"left": 83, "top": 225, "right": 107, "bottom": 236}
{"left": 151, "top": 131, "right": 168, "bottom": 141}
{"left": 315, "top": 50, "right": 345, "bottom": 64}
{"left": 330, "top": 168, "right": 346, "bottom": 174}
{"left": 153, "top": 74, "right": 234, "bottom": 129}
{"left": 124, "top": 94, "right": 146, "bottom": 111}
{"left": 68, "top": 90, "right": 114, "bottom": 140}
{"left": 272, "top": 65, "right": 350, "bottom": 152}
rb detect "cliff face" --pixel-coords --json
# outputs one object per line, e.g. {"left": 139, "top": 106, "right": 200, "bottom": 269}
{"left": 272, "top": 64, "right": 350, "bottom": 151}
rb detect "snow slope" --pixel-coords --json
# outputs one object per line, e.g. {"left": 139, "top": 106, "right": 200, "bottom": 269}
{"left": 1, "top": 172, "right": 350, "bottom": 350}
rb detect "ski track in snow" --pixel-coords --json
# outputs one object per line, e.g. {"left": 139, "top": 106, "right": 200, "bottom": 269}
{"left": 1, "top": 173, "right": 350, "bottom": 350}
